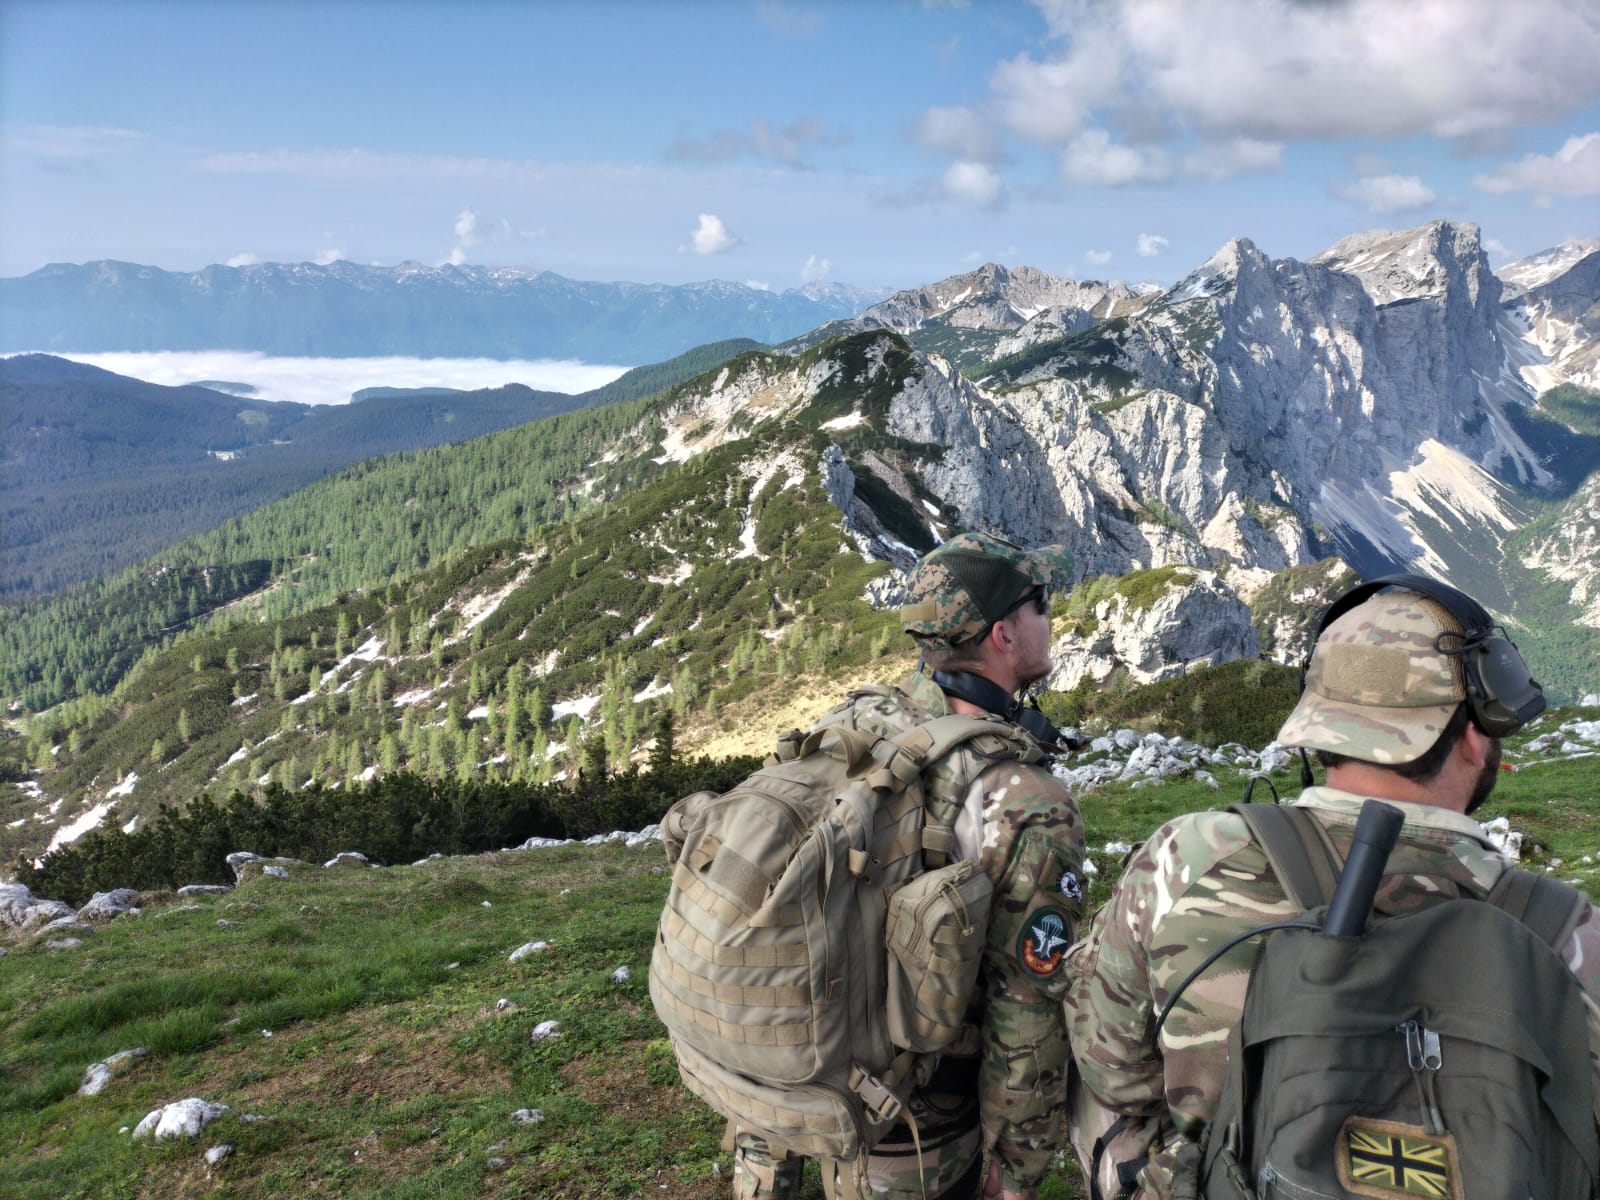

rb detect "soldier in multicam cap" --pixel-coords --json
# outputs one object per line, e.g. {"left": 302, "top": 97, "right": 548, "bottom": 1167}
{"left": 731, "top": 531, "right": 1088, "bottom": 1200}
{"left": 1062, "top": 576, "right": 1600, "bottom": 1200}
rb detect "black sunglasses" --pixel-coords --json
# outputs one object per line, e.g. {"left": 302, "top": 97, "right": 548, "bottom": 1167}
{"left": 1008, "top": 587, "right": 1048, "bottom": 618}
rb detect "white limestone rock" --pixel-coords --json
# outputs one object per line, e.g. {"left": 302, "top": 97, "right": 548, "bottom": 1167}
{"left": 79, "top": 1048, "right": 150, "bottom": 1096}
{"left": 509, "top": 941, "right": 550, "bottom": 962}
{"left": 132, "top": 1098, "right": 229, "bottom": 1140}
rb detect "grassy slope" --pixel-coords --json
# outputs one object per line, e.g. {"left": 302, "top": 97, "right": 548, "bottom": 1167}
{"left": 4, "top": 708, "right": 1596, "bottom": 1200}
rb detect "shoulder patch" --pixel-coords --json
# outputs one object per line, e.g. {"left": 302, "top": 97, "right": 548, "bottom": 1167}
{"left": 1016, "top": 905, "right": 1072, "bottom": 978}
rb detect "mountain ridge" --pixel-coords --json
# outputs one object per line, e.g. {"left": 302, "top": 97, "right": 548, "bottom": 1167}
{"left": 0, "top": 260, "right": 888, "bottom": 364}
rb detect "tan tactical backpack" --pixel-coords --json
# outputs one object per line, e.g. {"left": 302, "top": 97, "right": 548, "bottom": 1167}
{"left": 648, "top": 687, "right": 1040, "bottom": 1170}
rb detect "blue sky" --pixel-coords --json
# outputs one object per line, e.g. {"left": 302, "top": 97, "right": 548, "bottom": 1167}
{"left": 2, "top": 0, "right": 1596, "bottom": 291}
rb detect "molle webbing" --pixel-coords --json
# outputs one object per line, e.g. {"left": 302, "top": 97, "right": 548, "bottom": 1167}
{"left": 649, "top": 692, "right": 1039, "bottom": 1164}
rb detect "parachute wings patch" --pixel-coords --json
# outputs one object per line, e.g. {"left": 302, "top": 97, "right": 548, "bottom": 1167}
{"left": 1016, "top": 905, "right": 1071, "bottom": 978}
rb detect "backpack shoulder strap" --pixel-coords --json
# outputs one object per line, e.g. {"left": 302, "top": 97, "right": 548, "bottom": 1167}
{"left": 1230, "top": 802, "right": 1342, "bottom": 912}
{"left": 902, "top": 712, "right": 1040, "bottom": 766}
{"left": 900, "top": 713, "right": 1039, "bottom": 866}
{"left": 1485, "top": 868, "right": 1590, "bottom": 951}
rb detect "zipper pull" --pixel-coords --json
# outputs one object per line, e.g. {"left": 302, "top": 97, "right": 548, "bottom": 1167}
{"left": 1398, "top": 1020, "right": 1443, "bottom": 1135}
{"left": 1420, "top": 1027, "right": 1446, "bottom": 1134}
{"left": 1399, "top": 1019, "right": 1422, "bottom": 1069}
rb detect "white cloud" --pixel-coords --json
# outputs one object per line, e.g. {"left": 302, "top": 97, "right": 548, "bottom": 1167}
{"left": 999, "top": 0, "right": 1600, "bottom": 146}
{"left": 1182, "top": 138, "right": 1283, "bottom": 181}
{"left": 942, "top": 160, "right": 1005, "bottom": 208}
{"left": 668, "top": 117, "right": 840, "bottom": 167}
{"left": 226, "top": 253, "right": 259, "bottom": 268}
{"left": 1058, "top": 130, "right": 1170, "bottom": 186}
{"left": 314, "top": 248, "right": 344, "bottom": 266}
{"left": 1136, "top": 233, "right": 1169, "bottom": 258}
{"left": 448, "top": 208, "right": 480, "bottom": 265}
{"left": 992, "top": 29, "right": 1124, "bottom": 145}
{"left": 915, "top": 107, "right": 1001, "bottom": 163}
{"left": 4, "top": 124, "right": 148, "bottom": 158}
{"left": 1337, "top": 173, "right": 1437, "bottom": 213}
{"left": 801, "top": 254, "right": 831, "bottom": 283}
{"left": 1085, "top": 249, "right": 1113, "bottom": 266}
{"left": 57, "top": 350, "right": 630, "bottom": 407}
{"left": 1472, "top": 132, "right": 1600, "bottom": 197}
{"left": 746, "top": 279, "right": 772, "bottom": 291}
{"left": 686, "top": 213, "right": 737, "bottom": 255}
{"left": 1483, "top": 238, "right": 1509, "bottom": 260}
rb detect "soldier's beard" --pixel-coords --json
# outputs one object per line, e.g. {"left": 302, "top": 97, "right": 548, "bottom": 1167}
{"left": 1464, "top": 738, "right": 1503, "bottom": 816}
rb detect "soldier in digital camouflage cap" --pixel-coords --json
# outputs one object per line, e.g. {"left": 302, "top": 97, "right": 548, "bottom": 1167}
{"left": 1062, "top": 576, "right": 1600, "bottom": 1199}
{"left": 731, "top": 532, "right": 1085, "bottom": 1200}
{"left": 899, "top": 531, "right": 1076, "bottom": 655}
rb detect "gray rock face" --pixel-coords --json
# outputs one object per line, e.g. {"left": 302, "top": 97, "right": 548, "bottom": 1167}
{"left": 1048, "top": 570, "right": 1259, "bottom": 689}
{"left": 0, "top": 883, "right": 74, "bottom": 931}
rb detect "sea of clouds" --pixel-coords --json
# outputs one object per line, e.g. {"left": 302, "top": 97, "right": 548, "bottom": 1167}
{"left": 48, "top": 350, "right": 630, "bottom": 407}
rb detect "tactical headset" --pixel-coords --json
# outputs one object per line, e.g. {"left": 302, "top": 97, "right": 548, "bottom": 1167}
{"left": 1308, "top": 573, "right": 1546, "bottom": 738}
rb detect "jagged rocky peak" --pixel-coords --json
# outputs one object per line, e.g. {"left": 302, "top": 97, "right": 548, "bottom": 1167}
{"left": 1160, "top": 237, "right": 1271, "bottom": 305}
{"left": 1497, "top": 238, "right": 1600, "bottom": 297}
{"left": 858, "top": 262, "right": 1145, "bottom": 334}
{"left": 1312, "top": 220, "right": 1494, "bottom": 307}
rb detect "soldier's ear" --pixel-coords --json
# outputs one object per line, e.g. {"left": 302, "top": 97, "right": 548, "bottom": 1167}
{"left": 1457, "top": 720, "right": 1496, "bottom": 770}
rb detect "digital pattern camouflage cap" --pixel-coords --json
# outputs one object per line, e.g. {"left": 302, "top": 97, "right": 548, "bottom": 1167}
{"left": 1276, "top": 589, "right": 1468, "bottom": 765}
{"left": 898, "top": 532, "right": 1074, "bottom": 651}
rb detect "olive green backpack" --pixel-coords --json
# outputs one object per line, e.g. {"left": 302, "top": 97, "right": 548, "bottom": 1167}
{"left": 648, "top": 688, "right": 1040, "bottom": 1174}
{"left": 1186, "top": 803, "right": 1599, "bottom": 1200}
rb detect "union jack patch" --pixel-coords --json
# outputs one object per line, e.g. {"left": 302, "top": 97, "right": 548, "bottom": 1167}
{"left": 1336, "top": 1116, "right": 1463, "bottom": 1200}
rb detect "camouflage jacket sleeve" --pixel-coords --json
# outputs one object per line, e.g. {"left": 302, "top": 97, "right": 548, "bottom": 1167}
{"left": 970, "top": 758, "right": 1087, "bottom": 1190}
{"left": 1064, "top": 811, "right": 1294, "bottom": 1198}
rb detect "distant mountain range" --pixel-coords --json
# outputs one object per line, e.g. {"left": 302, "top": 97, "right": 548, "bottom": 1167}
{"left": 0, "top": 260, "right": 890, "bottom": 364}
{"left": 0, "top": 340, "right": 760, "bottom": 598}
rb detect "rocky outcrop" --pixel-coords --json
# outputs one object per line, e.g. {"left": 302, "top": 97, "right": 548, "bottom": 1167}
{"left": 132, "top": 1098, "right": 228, "bottom": 1140}
{"left": 1048, "top": 569, "right": 1259, "bottom": 690}
{"left": 0, "top": 883, "right": 74, "bottom": 931}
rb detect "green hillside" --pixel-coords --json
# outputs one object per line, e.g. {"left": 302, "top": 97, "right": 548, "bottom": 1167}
{"left": 0, "top": 359, "right": 933, "bottom": 866}
{"left": 0, "top": 341, "right": 762, "bottom": 712}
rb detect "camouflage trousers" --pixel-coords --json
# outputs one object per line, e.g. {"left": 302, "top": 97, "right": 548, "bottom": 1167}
{"left": 731, "top": 1058, "right": 983, "bottom": 1200}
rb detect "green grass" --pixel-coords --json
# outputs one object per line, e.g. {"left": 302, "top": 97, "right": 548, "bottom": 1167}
{"left": 3, "top": 709, "right": 1596, "bottom": 1199}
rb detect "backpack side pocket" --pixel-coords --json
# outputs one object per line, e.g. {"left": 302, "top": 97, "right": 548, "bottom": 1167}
{"left": 884, "top": 860, "right": 993, "bottom": 1052}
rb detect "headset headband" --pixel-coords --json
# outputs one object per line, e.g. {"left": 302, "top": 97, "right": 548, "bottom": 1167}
{"left": 1308, "top": 573, "right": 1544, "bottom": 739}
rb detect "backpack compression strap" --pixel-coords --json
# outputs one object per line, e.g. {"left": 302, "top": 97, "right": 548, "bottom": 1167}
{"left": 1229, "top": 803, "right": 1342, "bottom": 911}
{"left": 1486, "top": 869, "right": 1590, "bottom": 951}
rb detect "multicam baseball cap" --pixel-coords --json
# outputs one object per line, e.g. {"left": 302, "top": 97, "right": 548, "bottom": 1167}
{"left": 898, "top": 531, "right": 1074, "bottom": 650}
{"left": 1276, "top": 589, "right": 1469, "bottom": 765}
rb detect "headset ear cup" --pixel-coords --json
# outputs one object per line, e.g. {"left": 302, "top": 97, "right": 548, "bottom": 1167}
{"left": 1467, "top": 637, "right": 1547, "bottom": 737}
